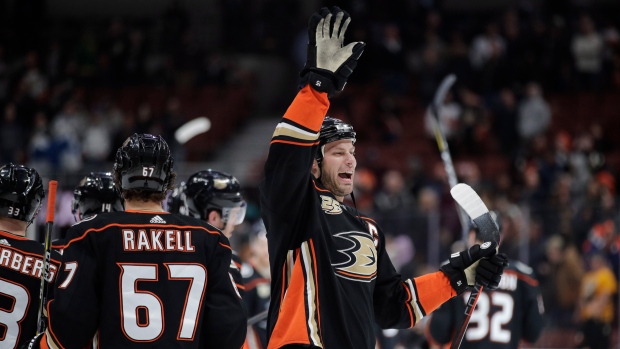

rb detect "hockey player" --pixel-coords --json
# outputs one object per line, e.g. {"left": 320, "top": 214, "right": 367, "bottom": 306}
{"left": 426, "top": 222, "right": 545, "bottom": 349}
{"left": 242, "top": 230, "right": 271, "bottom": 349}
{"left": 71, "top": 172, "right": 124, "bottom": 222}
{"left": 183, "top": 169, "right": 247, "bottom": 294}
{"left": 259, "top": 7, "right": 508, "bottom": 349}
{"left": 30, "top": 134, "right": 247, "bottom": 349}
{"left": 0, "top": 163, "right": 62, "bottom": 349}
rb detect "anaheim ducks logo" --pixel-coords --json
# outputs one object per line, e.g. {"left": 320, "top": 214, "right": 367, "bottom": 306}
{"left": 320, "top": 195, "right": 342, "bottom": 215}
{"left": 332, "top": 231, "right": 378, "bottom": 282}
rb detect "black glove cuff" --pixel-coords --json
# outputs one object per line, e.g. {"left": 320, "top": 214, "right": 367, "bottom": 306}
{"left": 440, "top": 263, "right": 468, "bottom": 295}
{"left": 299, "top": 69, "right": 336, "bottom": 97}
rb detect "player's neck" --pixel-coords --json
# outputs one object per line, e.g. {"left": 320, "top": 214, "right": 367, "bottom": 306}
{"left": 125, "top": 200, "right": 166, "bottom": 212}
{"left": 0, "top": 217, "right": 27, "bottom": 236}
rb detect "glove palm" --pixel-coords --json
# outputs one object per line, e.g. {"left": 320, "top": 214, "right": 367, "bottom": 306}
{"left": 300, "top": 7, "right": 365, "bottom": 96}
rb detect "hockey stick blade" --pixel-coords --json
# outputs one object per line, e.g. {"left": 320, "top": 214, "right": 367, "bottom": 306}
{"left": 449, "top": 183, "right": 500, "bottom": 349}
{"left": 174, "top": 117, "right": 211, "bottom": 144}
{"left": 450, "top": 183, "right": 500, "bottom": 245}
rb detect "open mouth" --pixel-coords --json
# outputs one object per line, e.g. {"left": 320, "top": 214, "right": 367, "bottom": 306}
{"left": 338, "top": 172, "right": 353, "bottom": 180}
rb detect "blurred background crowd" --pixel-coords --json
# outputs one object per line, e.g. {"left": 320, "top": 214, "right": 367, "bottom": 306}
{"left": 1, "top": 0, "right": 619, "bottom": 347}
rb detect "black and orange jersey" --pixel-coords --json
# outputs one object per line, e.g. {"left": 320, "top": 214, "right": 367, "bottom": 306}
{"left": 231, "top": 251, "right": 246, "bottom": 298}
{"left": 259, "top": 85, "right": 457, "bottom": 349}
{"left": 0, "top": 230, "right": 62, "bottom": 349}
{"left": 40, "top": 210, "right": 247, "bottom": 349}
{"left": 242, "top": 263, "right": 270, "bottom": 349}
{"left": 426, "top": 261, "right": 545, "bottom": 349}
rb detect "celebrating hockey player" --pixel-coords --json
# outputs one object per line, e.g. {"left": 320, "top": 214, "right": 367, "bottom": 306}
{"left": 259, "top": 7, "right": 508, "bottom": 349}
{"left": 29, "top": 134, "right": 247, "bottom": 349}
{"left": 0, "top": 164, "right": 62, "bottom": 349}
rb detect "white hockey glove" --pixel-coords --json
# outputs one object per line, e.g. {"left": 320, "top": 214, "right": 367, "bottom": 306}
{"left": 300, "top": 7, "right": 365, "bottom": 97}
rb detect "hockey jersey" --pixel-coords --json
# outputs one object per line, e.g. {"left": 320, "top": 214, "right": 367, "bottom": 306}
{"left": 260, "top": 85, "right": 457, "bottom": 349}
{"left": 0, "top": 230, "right": 62, "bottom": 349}
{"left": 242, "top": 263, "right": 270, "bottom": 349}
{"left": 426, "top": 260, "right": 545, "bottom": 349}
{"left": 41, "top": 210, "right": 247, "bottom": 349}
{"left": 231, "top": 251, "right": 246, "bottom": 298}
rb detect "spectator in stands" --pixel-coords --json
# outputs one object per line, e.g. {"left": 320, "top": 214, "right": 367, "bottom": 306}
{"left": 376, "top": 23, "right": 408, "bottom": 95}
{"left": 571, "top": 14, "right": 604, "bottom": 91}
{"left": 82, "top": 110, "right": 113, "bottom": 170}
{"left": 576, "top": 253, "right": 617, "bottom": 349}
{"left": 492, "top": 88, "right": 519, "bottom": 159}
{"left": 536, "top": 235, "right": 584, "bottom": 328}
{"left": 375, "top": 169, "right": 414, "bottom": 213}
{"left": 469, "top": 22, "right": 506, "bottom": 70}
{"left": 0, "top": 45, "right": 9, "bottom": 103}
{"left": 1, "top": 103, "right": 25, "bottom": 163}
{"left": 424, "top": 90, "right": 461, "bottom": 150}
{"left": 50, "top": 100, "right": 87, "bottom": 172}
{"left": 517, "top": 82, "right": 551, "bottom": 145}
{"left": 28, "top": 111, "right": 53, "bottom": 174}
{"left": 458, "top": 88, "right": 489, "bottom": 155}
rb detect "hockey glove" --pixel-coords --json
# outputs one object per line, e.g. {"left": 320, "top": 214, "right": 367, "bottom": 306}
{"left": 475, "top": 252, "right": 509, "bottom": 290}
{"left": 300, "top": 6, "right": 366, "bottom": 97}
{"left": 440, "top": 241, "right": 498, "bottom": 295}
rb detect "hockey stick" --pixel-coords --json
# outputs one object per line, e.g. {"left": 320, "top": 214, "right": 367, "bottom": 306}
{"left": 449, "top": 183, "right": 500, "bottom": 349}
{"left": 247, "top": 309, "right": 268, "bottom": 326}
{"left": 429, "top": 74, "right": 471, "bottom": 242}
{"left": 174, "top": 117, "right": 211, "bottom": 144}
{"left": 36, "top": 180, "right": 57, "bottom": 335}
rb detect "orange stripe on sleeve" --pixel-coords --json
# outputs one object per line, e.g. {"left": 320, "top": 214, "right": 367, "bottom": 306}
{"left": 413, "top": 271, "right": 456, "bottom": 315}
{"left": 268, "top": 257, "right": 311, "bottom": 348}
{"left": 282, "top": 85, "right": 329, "bottom": 132}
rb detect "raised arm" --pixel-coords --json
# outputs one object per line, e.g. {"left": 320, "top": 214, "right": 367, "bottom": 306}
{"left": 260, "top": 7, "right": 365, "bottom": 249}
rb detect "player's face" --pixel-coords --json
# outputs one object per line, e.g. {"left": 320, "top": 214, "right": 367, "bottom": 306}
{"left": 321, "top": 139, "right": 356, "bottom": 201}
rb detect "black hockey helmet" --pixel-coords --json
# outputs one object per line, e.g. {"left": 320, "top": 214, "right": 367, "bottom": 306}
{"left": 113, "top": 133, "right": 174, "bottom": 192}
{"left": 316, "top": 116, "right": 356, "bottom": 164}
{"left": 72, "top": 172, "right": 124, "bottom": 221}
{"left": 166, "top": 182, "right": 187, "bottom": 214}
{"left": 184, "top": 170, "right": 246, "bottom": 225}
{"left": 0, "top": 163, "right": 45, "bottom": 224}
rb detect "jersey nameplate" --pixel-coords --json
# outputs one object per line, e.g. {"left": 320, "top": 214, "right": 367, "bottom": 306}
{"left": 123, "top": 229, "right": 195, "bottom": 252}
{"left": 0, "top": 245, "right": 58, "bottom": 281}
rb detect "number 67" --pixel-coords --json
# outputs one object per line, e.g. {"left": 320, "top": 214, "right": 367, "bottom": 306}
{"left": 142, "top": 167, "right": 154, "bottom": 176}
